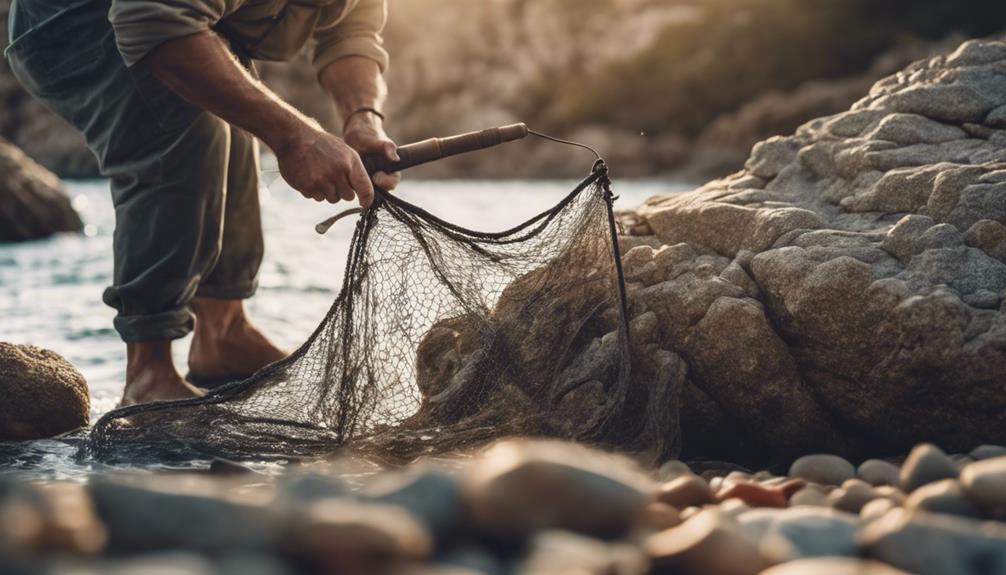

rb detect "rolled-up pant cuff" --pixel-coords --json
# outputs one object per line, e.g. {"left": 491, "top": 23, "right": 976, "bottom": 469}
{"left": 114, "top": 309, "right": 195, "bottom": 343}
{"left": 195, "top": 279, "right": 258, "bottom": 300}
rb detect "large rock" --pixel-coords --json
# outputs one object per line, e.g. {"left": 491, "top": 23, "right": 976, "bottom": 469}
{"left": 0, "top": 138, "right": 82, "bottom": 242}
{"left": 624, "top": 38, "right": 1006, "bottom": 461}
{"left": 0, "top": 342, "right": 89, "bottom": 439}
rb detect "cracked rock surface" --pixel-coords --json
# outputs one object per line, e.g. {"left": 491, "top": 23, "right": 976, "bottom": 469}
{"left": 619, "top": 39, "right": 1006, "bottom": 462}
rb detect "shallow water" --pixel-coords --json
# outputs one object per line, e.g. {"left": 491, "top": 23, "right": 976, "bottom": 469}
{"left": 0, "top": 175, "right": 690, "bottom": 478}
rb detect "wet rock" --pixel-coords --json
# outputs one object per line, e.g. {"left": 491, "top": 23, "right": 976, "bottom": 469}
{"left": 738, "top": 506, "right": 858, "bottom": 561}
{"left": 789, "top": 485, "right": 830, "bottom": 507}
{"left": 904, "top": 479, "right": 981, "bottom": 518}
{"left": 859, "top": 508, "right": 1006, "bottom": 575}
{"left": 759, "top": 557, "right": 910, "bottom": 575}
{"left": 0, "top": 342, "right": 89, "bottom": 440}
{"left": 645, "top": 509, "right": 771, "bottom": 575}
{"left": 858, "top": 460, "right": 901, "bottom": 486}
{"left": 656, "top": 474, "right": 715, "bottom": 509}
{"left": 900, "top": 444, "right": 959, "bottom": 492}
{"left": 789, "top": 455, "right": 855, "bottom": 486}
{"left": 462, "top": 440, "right": 650, "bottom": 540}
{"left": 519, "top": 530, "right": 649, "bottom": 575}
{"left": 366, "top": 469, "right": 464, "bottom": 544}
{"left": 0, "top": 482, "right": 106, "bottom": 556}
{"left": 88, "top": 476, "right": 281, "bottom": 554}
{"left": 959, "top": 456, "right": 1006, "bottom": 510}
{"left": 284, "top": 498, "right": 432, "bottom": 575}
{"left": 827, "top": 479, "right": 878, "bottom": 514}
{"left": 275, "top": 473, "right": 352, "bottom": 508}
{"left": 0, "top": 138, "right": 83, "bottom": 242}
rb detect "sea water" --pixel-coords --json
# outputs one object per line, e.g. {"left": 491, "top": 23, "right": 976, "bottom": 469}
{"left": 0, "top": 176, "right": 691, "bottom": 478}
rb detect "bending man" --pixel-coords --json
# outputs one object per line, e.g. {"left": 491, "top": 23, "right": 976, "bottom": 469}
{"left": 6, "top": 0, "right": 398, "bottom": 405}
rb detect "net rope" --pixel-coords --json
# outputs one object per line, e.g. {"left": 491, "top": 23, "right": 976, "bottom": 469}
{"left": 81, "top": 161, "right": 680, "bottom": 463}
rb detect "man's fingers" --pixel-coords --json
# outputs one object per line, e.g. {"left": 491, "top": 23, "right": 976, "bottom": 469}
{"left": 335, "top": 176, "right": 355, "bottom": 203}
{"left": 349, "top": 160, "right": 375, "bottom": 207}
{"left": 373, "top": 171, "right": 401, "bottom": 191}
{"left": 383, "top": 140, "right": 400, "bottom": 162}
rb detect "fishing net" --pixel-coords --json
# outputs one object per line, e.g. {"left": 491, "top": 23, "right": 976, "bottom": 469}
{"left": 82, "top": 163, "right": 681, "bottom": 463}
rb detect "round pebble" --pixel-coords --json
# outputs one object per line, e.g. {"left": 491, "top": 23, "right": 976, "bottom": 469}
{"left": 790, "top": 485, "right": 830, "bottom": 507}
{"left": 645, "top": 509, "right": 770, "bottom": 575}
{"left": 716, "top": 479, "right": 787, "bottom": 508}
{"left": 658, "top": 460, "right": 693, "bottom": 482}
{"left": 899, "top": 444, "right": 958, "bottom": 492}
{"left": 860, "top": 498, "right": 898, "bottom": 520}
{"left": 970, "top": 445, "right": 1006, "bottom": 461}
{"left": 656, "top": 474, "right": 715, "bottom": 509}
{"left": 759, "top": 557, "right": 910, "bottom": 574}
{"left": 960, "top": 456, "right": 1006, "bottom": 509}
{"left": 789, "top": 455, "right": 856, "bottom": 486}
{"left": 827, "top": 479, "right": 877, "bottom": 514}
{"left": 904, "top": 479, "right": 981, "bottom": 518}
{"left": 857, "top": 459, "right": 900, "bottom": 486}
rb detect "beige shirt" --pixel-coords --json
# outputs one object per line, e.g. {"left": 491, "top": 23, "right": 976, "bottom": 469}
{"left": 109, "top": 0, "right": 388, "bottom": 73}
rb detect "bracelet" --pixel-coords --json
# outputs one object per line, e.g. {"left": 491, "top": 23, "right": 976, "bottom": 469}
{"left": 343, "top": 107, "right": 385, "bottom": 132}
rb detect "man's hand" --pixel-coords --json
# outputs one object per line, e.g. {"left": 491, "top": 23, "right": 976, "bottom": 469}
{"left": 343, "top": 113, "right": 401, "bottom": 192}
{"left": 274, "top": 123, "right": 376, "bottom": 206}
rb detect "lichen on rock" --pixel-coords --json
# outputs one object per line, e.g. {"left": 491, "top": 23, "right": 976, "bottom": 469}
{"left": 623, "top": 38, "right": 1006, "bottom": 462}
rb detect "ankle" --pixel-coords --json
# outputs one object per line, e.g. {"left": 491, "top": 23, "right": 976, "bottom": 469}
{"left": 191, "top": 297, "right": 249, "bottom": 341}
{"left": 126, "top": 340, "right": 178, "bottom": 380}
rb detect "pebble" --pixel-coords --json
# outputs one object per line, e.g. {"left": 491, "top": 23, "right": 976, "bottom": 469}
{"left": 827, "top": 479, "right": 878, "bottom": 514}
{"left": 463, "top": 440, "right": 650, "bottom": 540}
{"left": 789, "top": 485, "right": 830, "bottom": 507}
{"left": 656, "top": 474, "right": 716, "bottom": 509}
{"left": 366, "top": 469, "right": 464, "bottom": 543}
{"left": 899, "top": 444, "right": 958, "bottom": 492}
{"left": 716, "top": 479, "right": 788, "bottom": 508}
{"left": 859, "top": 508, "right": 1006, "bottom": 575}
{"left": 860, "top": 498, "right": 897, "bottom": 520}
{"left": 520, "top": 530, "right": 649, "bottom": 575}
{"left": 658, "top": 460, "right": 693, "bottom": 481}
{"left": 737, "top": 507, "right": 858, "bottom": 561}
{"left": 959, "top": 456, "right": 1006, "bottom": 510}
{"left": 758, "top": 557, "right": 911, "bottom": 574}
{"left": 284, "top": 498, "right": 432, "bottom": 575}
{"left": 637, "top": 502, "right": 682, "bottom": 531}
{"left": 645, "top": 509, "right": 771, "bottom": 575}
{"left": 904, "top": 479, "right": 982, "bottom": 518}
{"left": 970, "top": 444, "right": 1006, "bottom": 461}
{"left": 789, "top": 455, "right": 856, "bottom": 486}
{"left": 857, "top": 459, "right": 901, "bottom": 486}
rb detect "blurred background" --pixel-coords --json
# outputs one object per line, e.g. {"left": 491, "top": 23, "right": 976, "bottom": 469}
{"left": 3, "top": 0, "right": 1006, "bottom": 181}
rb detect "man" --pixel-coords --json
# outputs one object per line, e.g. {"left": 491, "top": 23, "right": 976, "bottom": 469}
{"left": 6, "top": 0, "right": 399, "bottom": 405}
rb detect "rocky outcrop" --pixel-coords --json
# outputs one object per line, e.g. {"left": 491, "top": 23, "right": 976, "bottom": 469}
{"left": 0, "top": 138, "right": 83, "bottom": 242}
{"left": 619, "top": 39, "right": 1006, "bottom": 461}
{"left": 0, "top": 342, "right": 89, "bottom": 439}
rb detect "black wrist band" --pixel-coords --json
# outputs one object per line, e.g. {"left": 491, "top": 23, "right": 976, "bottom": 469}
{"left": 343, "top": 107, "right": 385, "bottom": 132}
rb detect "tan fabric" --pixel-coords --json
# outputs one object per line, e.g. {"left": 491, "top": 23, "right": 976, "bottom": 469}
{"left": 109, "top": 0, "right": 388, "bottom": 73}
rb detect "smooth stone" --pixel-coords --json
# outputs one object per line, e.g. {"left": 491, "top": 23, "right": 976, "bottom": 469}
{"left": 970, "top": 445, "right": 1006, "bottom": 460}
{"left": 637, "top": 502, "right": 683, "bottom": 531}
{"left": 716, "top": 479, "right": 787, "bottom": 508}
{"left": 656, "top": 475, "right": 716, "bottom": 509}
{"left": 463, "top": 440, "right": 650, "bottom": 540}
{"left": 284, "top": 498, "right": 432, "bottom": 575}
{"left": 49, "top": 552, "right": 220, "bottom": 575}
{"left": 87, "top": 477, "right": 281, "bottom": 554}
{"left": 857, "top": 459, "right": 901, "bottom": 486}
{"left": 905, "top": 479, "right": 982, "bottom": 518}
{"left": 520, "top": 530, "right": 649, "bottom": 575}
{"left": 737, "top": 507, "right": 858, "bottom": 561}
{"left": 873, "top": 486, "right": 907, "bottom": 506}
{"left": 276, "top": 474, "right": 352, "bottom": 507}
{"left": 789, "top": 485, "right": 830, "bottom": 507}
{"left": 366, "top": 469, "right": 464, "bottom": 543}
{"left": 960, "top": 456, "right": 1006, "bottom": 509}
{"left": 759, "top": 557, "right": 910, "bottom": 575}
{"left": 0, "top": 342, "right": 89, "bottom": 440}
{"left": 658, "top": 460, "right": 693, "bottom": 481}
{"left": 899, "top": 444, "right": 959, "bottom": 492}
{"left": 645, "top": 509, "right": 771, "bottom": 575}
{"left": 860, "top": 498, "right": 898, "bottom": 521}
{"left": 859, "top": 509, "right": 1006, "bottom": 575}
{"left": 789, "top": 455, "right": 856, "bottom": 486}
{"left": 0, "top": 482, "right": 106, "bottom": 556}
{"left": 827, "top": 480, "right": 878, "bottom": 514}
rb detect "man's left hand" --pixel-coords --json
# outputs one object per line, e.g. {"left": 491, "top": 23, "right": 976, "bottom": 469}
{"left": 343, "top": 114, "right": 402, "bottom": 192}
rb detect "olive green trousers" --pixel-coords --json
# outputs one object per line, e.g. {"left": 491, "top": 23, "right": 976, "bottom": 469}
{"left": 6, "top": 0, "right": 264, "bottom": 342}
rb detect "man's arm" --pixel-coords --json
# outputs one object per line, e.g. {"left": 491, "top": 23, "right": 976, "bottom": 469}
{"left": 319, "top": 56, "right": 400, "bottom": 191}
{"left": 142, "top": 30, "right": 375, "bottom": 206}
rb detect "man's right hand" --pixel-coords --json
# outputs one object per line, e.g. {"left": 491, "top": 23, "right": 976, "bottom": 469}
{"left": 273, "top": 124, "right": 375, "bottom": 207}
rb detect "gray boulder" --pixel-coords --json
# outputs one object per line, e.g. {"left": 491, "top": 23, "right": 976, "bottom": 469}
{"left": 622, "top": 38, "right": 1006, "bottom": 460}
{"left": 0, "top": 342, "right": 88, "bottom": 439}
{"left": 0, "top": 138, "right": 82, "bottom": 242}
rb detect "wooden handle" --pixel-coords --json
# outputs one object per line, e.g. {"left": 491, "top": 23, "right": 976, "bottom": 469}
{"left": 361, "top": 123, "right": 529, "bottom": 175}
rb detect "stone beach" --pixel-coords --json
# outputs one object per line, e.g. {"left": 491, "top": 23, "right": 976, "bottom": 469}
{"left": 2, "top": 439, "right": 1006, "bottom": 575}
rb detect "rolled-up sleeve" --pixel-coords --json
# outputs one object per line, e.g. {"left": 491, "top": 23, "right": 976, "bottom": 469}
{"left": 109, "top": 0, "right": 232, "bottom": 66}
{"left": 313, "top": 0, "right": 389, "bottom": 74}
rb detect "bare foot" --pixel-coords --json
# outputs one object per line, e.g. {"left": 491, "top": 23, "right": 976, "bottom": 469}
{"left": 119, "top": 340, "right": 205, "bottom": 407}
{"left": 188, "top": 298, "right": 287, "bottom": 381}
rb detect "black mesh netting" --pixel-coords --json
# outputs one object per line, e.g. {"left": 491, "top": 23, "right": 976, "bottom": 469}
{"left": 82, "top": 165, "right": 681, "bottom": 463}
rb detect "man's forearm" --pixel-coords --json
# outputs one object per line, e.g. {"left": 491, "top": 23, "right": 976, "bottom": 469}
{"left": 318, "top": 56, "right": 387, "bottom": 128}
{"left": 141, "top": 30, "right": 312, "bottom": 152}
